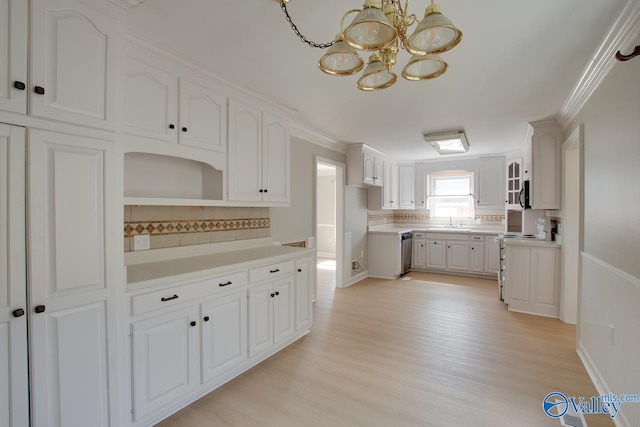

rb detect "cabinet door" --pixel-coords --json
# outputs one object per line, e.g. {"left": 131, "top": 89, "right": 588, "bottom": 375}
{"left": 476, "top": 157, "right": 505, "bottom": 208}
{"left": 504, "top": 245, "right": 530, "bottom": 304}
{"left": 373, "top": 157, "right": 383, "bottom": 187}
{"left": 262, "top": 113, "right": 290, "bottom": 203}
{"left": 362, "top": 152, "right": 375, "bottom": 185}
{"left": 294, "top": 257, "right": 312, "bottom": 332}
{"left": 179, "top": 79, "right": 226, "bottom": 152}
{"left": 505, "top": 158, "right": 522, "bottom": 208}
{"left": 248, "top": 282, "right": 273, "bottom": 357}
{"left": 484, "top": 236, "right": 500, "bottom": 274}
{"left": 426, "top": 240, "right": 446, "bottom": 269}
{"left": 131, "top": 306, "right": 199, "bottom": 421}
{"left": 30, "top": 0, "right": 116, "bottom": 129}
{"left": 28, "top": 129, "right": 115, "bottom": 427}
{"left": 124, "top": 56, "right": 178, "bottom": 143}
{"left": 0, "top": 125, "right": 28, "bottom": 427}
{"left": 228, "top": 98, "right": 262, "bottom": 202}
{"left": 531, "top": 128, "right": 561, "bottom": 209}
{"left": 446, "top": 241, "right": 469, "bottom": 271}
{"left": 530, "top": 247, "right": 559, "bottom": 317}
{"left": 0, "top": 0, "right": 27, "bottom": 114}
{"left": 469, "top": 244, "right": 484, "bottom": 273}
{"left": 398, "top": 165, "right": 415, "bottom": 209}
{"left": 412, "top": 239, "right": 426, "bottom": 268}
{"left": 200, "top": 290, "right": 247, "bottom": 384}
{"left": 273, "top": 277, "right": 294, "bottom": 344}
{"left": 382, "top": 160, "right": 394, "bottom": 208}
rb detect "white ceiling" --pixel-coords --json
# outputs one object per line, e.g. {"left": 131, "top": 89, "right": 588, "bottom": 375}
{"left": 126, "top": 0, "right": 627, "bottom": 160}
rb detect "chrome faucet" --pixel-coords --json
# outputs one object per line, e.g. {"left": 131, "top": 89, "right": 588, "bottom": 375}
{"left": 449, "top": 216, "right": 453, "bottom": 228}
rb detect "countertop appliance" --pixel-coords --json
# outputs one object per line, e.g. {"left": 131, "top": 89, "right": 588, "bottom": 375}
{"left": 400, "top": 232, "right": 412, "bottom": 276}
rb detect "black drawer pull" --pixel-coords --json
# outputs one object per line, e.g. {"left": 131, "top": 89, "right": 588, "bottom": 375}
{"left": 13, "top": 308, "right": 25, "bottom": 318}
{"left": 34, "top": 86, "right": 45, "bottom": 95}
{"left": 190, "top": 321, "right": 197, "bottom": 327}
{"left": 13, "top": 81, "right": 26, "bottom": 90}
{"left": 269, "top": 268, "right": 280, "bottom": 273}
{"left": 161, "top": 294, "right": 179, "bottom": 302}
{"left": 35, "top": 305, "right": 46, "bottom": 313}
{"left": 219, "top": 281, "right": 232, "bottom": 287}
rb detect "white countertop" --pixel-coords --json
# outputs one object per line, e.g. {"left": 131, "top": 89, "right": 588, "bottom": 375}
{"left": 126, "top": 245, "right": 314, "bottom": 287}
{"left": 368, "top": 224, "right": 504, "bottom": 235}
{"left": 502, "top": 237, "right": 561, "bottom": 248}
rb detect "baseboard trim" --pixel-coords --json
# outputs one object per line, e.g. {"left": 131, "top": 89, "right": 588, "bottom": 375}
{"left": 577, "top": 342, "right": 632, "bottom": 427}
{"left": 342, "top": 270, "right": 368, "bottom": 288}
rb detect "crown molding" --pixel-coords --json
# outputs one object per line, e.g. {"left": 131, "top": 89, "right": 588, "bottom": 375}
{"left": 108, "top": 0, "right": 144, "bottom": 10}
{"left": 289, "top": 122, "right": 348, "bottom": 154}
{"left": 558, "top": 0, "right": 640, "bottom": 129}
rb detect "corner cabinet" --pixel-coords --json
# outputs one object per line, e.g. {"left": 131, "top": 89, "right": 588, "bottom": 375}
{"left": 227, "top": 98, "right": 290, "bottom": 205}
{"left": 1, "top": 0, "right": 117, "bottom": 130}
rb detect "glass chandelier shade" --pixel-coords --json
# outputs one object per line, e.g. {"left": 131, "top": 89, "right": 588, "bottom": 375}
{"left": 357, "top": 54, "right": 397, "bottom": 91}
{"left": 406, "top": 5, "right": 463, "bottom": 55}
{"left": 402, "top": 54, "right": 448, "bottom": 81}
{"left": 318, "top": 37, "right": 365, "bottom": 76}
{"left": 343, "top": 6, "right": 397, "bottom": 51}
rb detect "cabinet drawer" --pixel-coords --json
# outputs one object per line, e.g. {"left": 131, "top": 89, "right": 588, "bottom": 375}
{"left": 249, "top": 261, "right": 294, "bottom": 283}
{"left": 131, "top": 270, "right": 247, "bottom": 316}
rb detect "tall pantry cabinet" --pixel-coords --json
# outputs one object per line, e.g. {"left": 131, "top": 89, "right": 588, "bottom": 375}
{"left": 0, "top": 0, "right": 121, "bottom": 426}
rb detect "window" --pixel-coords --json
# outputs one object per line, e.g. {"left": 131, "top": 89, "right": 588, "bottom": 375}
{"left": 427, "top": 171, "right": 475, "bottom": 219}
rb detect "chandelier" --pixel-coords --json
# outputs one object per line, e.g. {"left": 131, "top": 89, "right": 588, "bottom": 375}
{"left": 279, "top": 0, "right": 462, "bottom": 91}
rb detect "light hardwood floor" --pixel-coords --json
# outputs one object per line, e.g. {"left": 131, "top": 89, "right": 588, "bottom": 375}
{"left": 157, "top": 268, "right": 613, "bottom": 427}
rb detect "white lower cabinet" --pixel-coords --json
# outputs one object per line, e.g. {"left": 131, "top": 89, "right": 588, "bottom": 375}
{"left": 248, "top": 276, "right": 294, "bottom": 358}
{"left": 504, "top": 243, "right": 560, "bottom": 317}
{"left": 131, "top": 306, "right": 199, "bottom": 421}
{"left": 469, "top": 243, "right": 484, "bottom": 273}
{"left": 294, "top": 257, "right": 313, "bottom": 332}
{"left": 446, "top": 241, "right": 469, "bottom": 271}
{"left": 200, "top": 290, "right": 247, "bottom": 384}
{"left": 412, "top": 234, "right": 426, "bottom": 269}
{"left": 426, "top": 240, "right": 446, "bottom": 270}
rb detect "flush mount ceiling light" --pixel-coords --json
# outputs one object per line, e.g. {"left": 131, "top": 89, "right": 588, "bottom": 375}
{"left": 423, "top": 131, "right": 469, "bottom": 154}
{"left": 278, "top": 0, "right": 462, "bottom": 91}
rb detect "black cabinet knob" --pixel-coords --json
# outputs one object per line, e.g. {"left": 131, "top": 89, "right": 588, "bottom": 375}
{"left": 13, "top": 81, "right": 26, "bottom": 90}
{"left": 275, "top": 291, "right": 280, "bottom": 296}
{"left": 270, "top": 293, "right": 275, "bottom": 298}
{"left": 34, "top": 86, "right": 45, "bottom": 95}
{"left": 259, "top": 189, "right": 264, "bottom": 193}
{"left": 190, "top": 321, "right": 197, "bottom": 327}
{"left": 182, "top": 127, "right": 187, "bottom": 132}
{"left": 477, "top": 200, "right": 480, "bottom": 204}
{"left": 264, "top": 189, "right": 268, "bottom": 193}
{"left": 13, "top": 308, "right": 25, "bottom": 318}
{"left": 297, "top": 268, "right": 302, "bottom": 272}
{"left": 203, "top": 316, "right": 210, "bottom": 322}
{"left": 169, "top": 124, "right": 175, "bottom": 129}
{"left": 35, "top": 305, "right": 46, "bottom": 313}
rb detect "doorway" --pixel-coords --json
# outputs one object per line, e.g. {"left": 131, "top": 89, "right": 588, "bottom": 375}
{"left": 561, "top": 124, "right": 583, "bottom": 324}
{"left": 315, "top": 157, "right": 345, "bottom": 297}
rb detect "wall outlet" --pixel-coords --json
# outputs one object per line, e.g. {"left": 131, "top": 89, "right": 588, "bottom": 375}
{"left": 501, "top": 219, "right": 505, "bottom": 225}
{"left": 609, "top": 324, "right": 615, "bottom": 345}
{"left": 476, "top": 218, "right": 482, "bottom": 225}
{"left": 133, "top": 235, "right": 150, "bottom": 251}
{"left": 360, "top": 250, "right": 364, "bottom": 258}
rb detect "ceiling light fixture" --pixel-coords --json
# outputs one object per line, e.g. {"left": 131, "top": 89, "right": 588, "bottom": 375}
{"left": 279, "top": 0, "right": 462, "bottom": 91}
{"left": 423, "top": 131, "right": 469, "bottom": 154}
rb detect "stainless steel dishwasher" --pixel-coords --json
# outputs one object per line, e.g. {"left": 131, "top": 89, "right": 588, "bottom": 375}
{"left": 400, "top": 232, "right": 412, "bottom": 275}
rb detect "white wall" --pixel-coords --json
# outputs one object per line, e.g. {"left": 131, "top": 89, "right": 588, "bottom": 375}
{"left": 567, "top": 34, "right": 640, "bottom": 427}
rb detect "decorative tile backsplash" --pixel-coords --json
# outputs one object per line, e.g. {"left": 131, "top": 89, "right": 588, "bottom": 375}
{"left": 367, "top": 209, "right": 504, "bottom": 227}
{"left": 124, "top": 206, "right": 270, "bottom": 251}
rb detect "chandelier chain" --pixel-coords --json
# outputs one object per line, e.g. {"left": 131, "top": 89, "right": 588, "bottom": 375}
{"left": 280, "top": 1, "right": 334, "bottom": 49}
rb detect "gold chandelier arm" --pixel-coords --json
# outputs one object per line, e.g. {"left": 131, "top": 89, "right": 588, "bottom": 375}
{"left": 340, "top": 9, "right": 362, "bottom": 33}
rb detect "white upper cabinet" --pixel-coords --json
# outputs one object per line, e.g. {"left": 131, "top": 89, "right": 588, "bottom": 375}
{"left": 382, "top": 160, "right": 398, "bottom": 209}
{"left": 30, "top": 0, "right": 117, "bottom": 129}
{"left": 0, "top": 0, "right": 28, "bottom": 114}
{"left": 529, "top": 120, "right": 562, "bottom": 209}
{"left": 227, "top": 98, "right": 290, "bottom": 205}
{"left": 398, "top": 164, "right": 415, "bottom": 209}
{"left": 124, "top": 57, "right": 178, "bottom": 143}
{"left": 347, "top": 144, "right": 384, "bottom": 187}
{"left": 179, "top": 79, "right": 226, "bottom": 153}
{"left": 505, "top": 157, "right": 523, "bottom": 209}
{"left": 362, "top": 151, "right": 375, "bottom": 185}
{"left": 475, "top": 156, "right": 505, "bottom": 209}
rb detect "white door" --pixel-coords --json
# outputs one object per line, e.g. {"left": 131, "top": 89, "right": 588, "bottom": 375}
{"left": 248, "top": 282, "right": 273, "bottom": 357}
{"left": 178, "top": 79, "right": 227, "bottom": 152}
{"left": 261, "top": 113, "right": 290, "bottom": 203}
{"left": 124, "top": 56, "right": 178, "bottom": 143}
{"left": 398, "top": 165, "right": 415, "bottom": 209}
{"left": 28, "top": 129, "right": 115, "bottom": 427}
{"left": 294, "top": 257, "right": 312, "bottom": 332}
{"left": 30, "top": 0, "right": 116, "bottom": 129}
{"left": 426, "top": 240, "right": 446, "bottom": 269}
{"left": 227, "top": 98, "right": 262, "bottom": 202}
{"left": 484, "top": 236, "right": 500, "bottom": 274}
{"left": 200, "top": 290, "right": 247, "bottom": 384}
{"left": 0, "top": 0, "right": 28, "bottom": 114}
{"left": 131, "top": 306, "right": 199, "bottom": 421}
{"left": 469, "top": 244, "right": 484, "bottom": 273}
{"left": 362, "top": 152, "right": 375, "bottom": 185}
{"left": 0, "top": 124, "right": 28, "bottom": 427}
{"left": 446, "top": 241, "right": 469, "bottom": 271}
{"left": 412, "top": 239, "right": 426, "bottom": 268}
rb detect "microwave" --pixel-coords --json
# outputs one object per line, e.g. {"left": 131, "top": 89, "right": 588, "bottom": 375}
{"left": 519, "top": 180, "right": 531, "bottom": 209}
